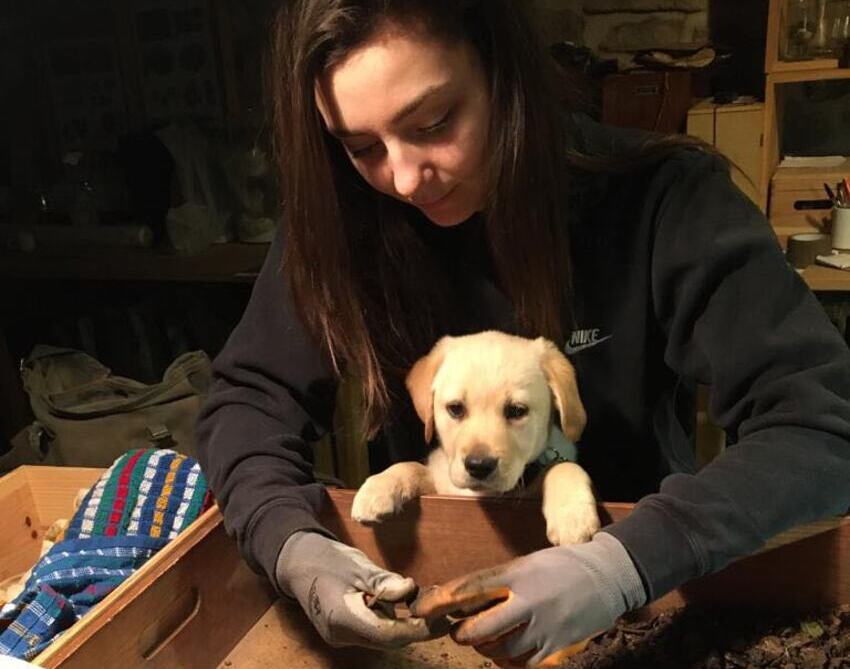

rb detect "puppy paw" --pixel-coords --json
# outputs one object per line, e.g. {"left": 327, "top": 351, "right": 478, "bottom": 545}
{"left": 545, "top": 503, "right": 601, "bottom": 546}
{"left": 351, "top": 476, "right": 406, "bottom": 524}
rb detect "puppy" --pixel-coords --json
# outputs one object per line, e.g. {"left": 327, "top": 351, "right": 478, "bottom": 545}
{"left": 351, "top": 330, "right": 600, "bottom": 546}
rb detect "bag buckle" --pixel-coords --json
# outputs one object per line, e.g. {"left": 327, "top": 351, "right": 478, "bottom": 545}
{"left": 146, "top": 424, "right": 174, "bottom": 447}
{"left": 29, "top": 421, "right": 52, "bottom": 457}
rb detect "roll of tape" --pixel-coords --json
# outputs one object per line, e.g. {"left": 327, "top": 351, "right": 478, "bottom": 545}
{"left": 787, "top": 233, "right": 831, "bottom": 269}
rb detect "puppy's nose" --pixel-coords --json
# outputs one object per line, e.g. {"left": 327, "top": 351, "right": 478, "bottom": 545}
{"left": 464, "top": 455, "right": 499, "bottom": 480}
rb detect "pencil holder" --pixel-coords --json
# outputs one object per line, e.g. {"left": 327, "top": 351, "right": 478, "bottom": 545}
{"left": 832, "top": 206, "right": 850, "bottom": 250}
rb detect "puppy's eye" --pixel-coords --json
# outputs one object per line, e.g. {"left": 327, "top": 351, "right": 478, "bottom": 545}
{"left": 446, "top": 401, "right": 466, "bottom": 420}
{"left": 504, "top": 403, "right": 529, "bottom": 420}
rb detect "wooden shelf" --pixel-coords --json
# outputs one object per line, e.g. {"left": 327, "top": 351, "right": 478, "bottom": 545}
{"left": 0, "top": 241, "right": 269, "bottom": 283}
{"left": 769, "top": 67, "right": 850, "bottom": 84}
{"left": 800, "top": 263, "right": 850, "bottom": 291}
{"left": 768, "top": 57, "right": 840, "bottom": 74}
{"left": 760, "top": 0, "right": 850, "bottom": 232}
{"left": 764, "top": 0, "right": 846, "bottom": 78}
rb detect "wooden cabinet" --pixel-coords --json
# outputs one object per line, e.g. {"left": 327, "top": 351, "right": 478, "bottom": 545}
{"left": 761, "top": 0, "right": 850, "bottom": 290}
{"left": 602, "top": 70, "right": 693, "bottom": 133}
{"left": 686, "top": 99, "right": 765, "bottom": 208}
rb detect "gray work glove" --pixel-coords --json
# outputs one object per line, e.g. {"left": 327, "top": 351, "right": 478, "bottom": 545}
{"left": 410, "top": 532, "right": 646, "bottom": 668}
{"left": 276, "top": 530, "right": 449, "bottom": 649}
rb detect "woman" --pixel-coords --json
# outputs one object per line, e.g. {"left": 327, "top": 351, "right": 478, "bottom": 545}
{"left": 197, "top": 1, "right": 850, "bottom": 665}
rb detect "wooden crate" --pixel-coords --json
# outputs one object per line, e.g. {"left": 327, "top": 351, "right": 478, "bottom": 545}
{"left": 769, "top": 159, "right": 850, "bottom": 248}
{"left": 0, "top": 466, "right": 103, "bottom": 585}
{"left": 29, "top": 487, "right": 850, "bottom": 669}
{"left": 0, "top": 465, "right": 273, "bottom": 668}
{"left": 7, "top": 464, "right": 275, "bottom": 669}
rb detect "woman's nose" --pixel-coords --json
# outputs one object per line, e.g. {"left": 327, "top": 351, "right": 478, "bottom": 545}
{"left": 388, "top": 144, "right": 431, "bottom": 200}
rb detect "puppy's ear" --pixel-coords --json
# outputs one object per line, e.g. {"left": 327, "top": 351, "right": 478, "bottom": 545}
{"left": 406, "top": 337, "right": 450, "bottom": 444}
{"left": 537, "top": 338, "right": 587, "bottom": 442}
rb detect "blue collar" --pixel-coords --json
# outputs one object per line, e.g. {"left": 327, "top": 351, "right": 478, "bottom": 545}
{"left": 535, "top": 429, "right": 577, "bottom": 467}
{"left": 522, "top": 430, "right": 578, "bottom": 483}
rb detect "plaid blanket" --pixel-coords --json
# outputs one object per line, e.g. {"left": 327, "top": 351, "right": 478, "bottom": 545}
{"left": 0, "top": 449, "right": 211, "bottom": 660}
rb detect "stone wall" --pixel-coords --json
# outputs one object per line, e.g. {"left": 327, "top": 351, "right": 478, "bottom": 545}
{"left": 529, "top": 0, "right": 710, "bottom": 68}
{"left": 526, "top": 0, "right": 585, "bottom": 51}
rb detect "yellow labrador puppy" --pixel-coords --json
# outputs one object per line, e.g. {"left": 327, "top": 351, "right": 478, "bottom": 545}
{"left": 351, "top": 331, "right": 600, "bottom": 546}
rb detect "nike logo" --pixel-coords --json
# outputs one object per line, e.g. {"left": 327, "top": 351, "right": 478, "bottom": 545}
{"left": 564, "top": 329, "right": 612, "bottom": 355}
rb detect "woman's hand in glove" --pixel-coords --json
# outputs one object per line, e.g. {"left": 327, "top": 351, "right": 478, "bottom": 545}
{"left": 410, "top": 532, "right": 646, "bottom": 668}
{"left": 276, "top": 530, "right": 449, "bottom": 649}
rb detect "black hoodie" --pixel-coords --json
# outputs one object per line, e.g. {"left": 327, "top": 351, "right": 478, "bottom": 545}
{"left": 196, "top": 115, "right": 850, "bottom": 602}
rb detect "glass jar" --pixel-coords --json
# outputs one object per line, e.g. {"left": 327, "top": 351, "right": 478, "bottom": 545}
{"left": 830, "top": 0, "right": 850, "bottom": 50}
{"left": 810, "top": 0, "right": 832, "bottom": 54}
{"left": 783, "top": 0, "right": 817, "bottom": 60}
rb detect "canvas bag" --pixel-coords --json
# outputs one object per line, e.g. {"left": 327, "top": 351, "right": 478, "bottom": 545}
{"left": 3, "top": 346, "right": 211, "bottom": 469}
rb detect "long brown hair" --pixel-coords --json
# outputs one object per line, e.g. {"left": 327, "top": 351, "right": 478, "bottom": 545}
{"left": 266, "top": 0, "right": 712, "bottom": 438}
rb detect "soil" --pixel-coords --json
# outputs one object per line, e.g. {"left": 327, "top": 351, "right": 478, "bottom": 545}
{"left": 562, "top": 604, "right": 850, "bottom": 669}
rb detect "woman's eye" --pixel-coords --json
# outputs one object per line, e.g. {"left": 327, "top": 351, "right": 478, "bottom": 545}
{"left": 349, "top": 143, "right": 380, "bottom": 159}
{"left": 446, "top": 401, "right": 466, "bottom": 420}
{"left": 419, "top": 110, "right": 452, "bottom": 135}
{"left": 504, "top": 403, "right": 529, "bottom": 420}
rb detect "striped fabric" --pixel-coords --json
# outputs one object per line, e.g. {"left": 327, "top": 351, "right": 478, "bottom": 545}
{"left": 0, "top": 449, "right": 212, "bottom": 660}
{"left": 0, "top": 585, "right": 75, "bottom": 660}
{"left": 66, "top": 448, "right": 211, "bottom": 541}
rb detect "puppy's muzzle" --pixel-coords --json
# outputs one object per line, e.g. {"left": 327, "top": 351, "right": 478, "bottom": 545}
{"left": 464, "top": 455, "right": 499, "bottom": 481}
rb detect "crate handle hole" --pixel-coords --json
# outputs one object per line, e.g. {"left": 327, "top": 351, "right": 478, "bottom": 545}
{"left": 794, "top": 198, "right": 833, "bottom": 211}
{"left": 140, "top": 586, "right": 201, "bottom": 661}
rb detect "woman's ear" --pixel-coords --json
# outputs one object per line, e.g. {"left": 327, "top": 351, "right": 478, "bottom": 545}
{"left": 405, "top": 337, "right": 451, "bottom": 444}
{"left": 537, "top": 338, "right": 587, "bottom": 442}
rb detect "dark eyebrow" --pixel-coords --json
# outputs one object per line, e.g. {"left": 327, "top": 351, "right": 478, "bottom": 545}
{"left": 327, "top": 83, "right": 448, "bottom": 138}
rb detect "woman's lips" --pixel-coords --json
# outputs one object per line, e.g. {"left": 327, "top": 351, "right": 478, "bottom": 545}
{"left": 415, "top": 186, "right": 457, "bottom": 209}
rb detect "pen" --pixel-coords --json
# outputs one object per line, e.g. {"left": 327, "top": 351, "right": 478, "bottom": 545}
{"left": 825, "top": 182, "right": 836, "bottom": 204}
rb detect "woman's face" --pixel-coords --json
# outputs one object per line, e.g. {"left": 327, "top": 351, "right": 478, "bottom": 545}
{"left": 316, "top": 26, "right": 491, "bottom": 227}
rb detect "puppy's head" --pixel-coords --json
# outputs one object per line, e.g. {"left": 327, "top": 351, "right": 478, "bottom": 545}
{"left": 406, "top": 331, "right": 586, "bottom": 493}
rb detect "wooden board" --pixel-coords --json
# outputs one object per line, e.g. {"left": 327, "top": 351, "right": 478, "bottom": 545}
{"left": 686, "top": 100, "right": 765, "bottom": 209}
{"left": 22, "top": 466, "right": 103, "bottom": 531}
{"left": 220, "top": 491, "right": 850, "bottom": 668}
{"left": 800, "top": 263, "right": 850, "bottom": 291}
{"left": 770, "top": 159, "right": 850, "bottom": 190}
{"left": 35, "top": 506, "right": 275, "bottom": 669}
{"left": 763, "top": 0, "right": 782, "bottom": 74}
{"left": 714, "top": 105, "right": 764, "bottom": 207}
{"left": 0, "top": 468, "right": 40, "bottom": 580}
{"left": 218, "top": 600, "right": 485, "bottom": 669}
{"left": 320, "top": 492, "right": 630, "bottom": 590}
{"left": 30, "top": 488, "right": 850, "bottom": 668}
{"left": 0, "top": 466, "right": 102, "bottom": 580}
{"left": 320, "top": 490, "right": 850, "bottom": 616}
{"left": 0, "top": 242, "right": 268, "bottom": 283}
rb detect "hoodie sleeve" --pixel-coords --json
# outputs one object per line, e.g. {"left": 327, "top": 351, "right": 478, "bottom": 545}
{"left": 196, "top": 230, "right": 339, "bottom": 588}
{"left": 604, "top": 151, "right": 850, "bottom": 600}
